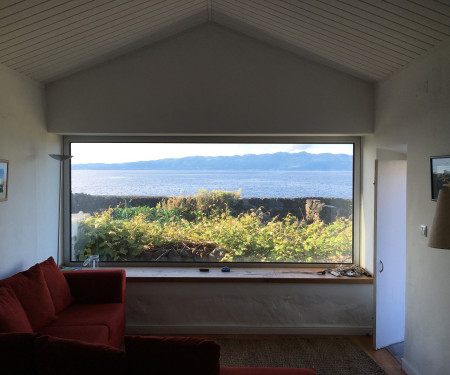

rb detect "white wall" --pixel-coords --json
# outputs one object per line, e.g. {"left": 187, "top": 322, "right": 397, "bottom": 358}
{"left": 362, "top": 42, "right": 450, "bottom": 374}
{"left": 126, "top": 281, "right": 373, "bottom": 335}
{"left": 45, "top": 24, "right": 375, "bottom": 336}
{"left": 0, "top": 65, "right": 61, "bottom": 279}
{"left": 46, "top": 24, "right": 373, "bottom": 135}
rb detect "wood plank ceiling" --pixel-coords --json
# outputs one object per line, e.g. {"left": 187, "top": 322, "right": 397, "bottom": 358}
{"left": 0, "top": 0, "right": 449, "bottom": 83}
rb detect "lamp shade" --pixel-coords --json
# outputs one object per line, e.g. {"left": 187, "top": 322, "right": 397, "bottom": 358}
{"left": 49, "top": 154, "right": 72, "bottom": 161}
{"left": 428, "top": 189, "right": 450, "bottom": 249}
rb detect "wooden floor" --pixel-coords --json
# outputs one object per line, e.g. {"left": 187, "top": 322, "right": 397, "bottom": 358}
{"left": 350, "top": 336, "right": 407, "bottom": 375}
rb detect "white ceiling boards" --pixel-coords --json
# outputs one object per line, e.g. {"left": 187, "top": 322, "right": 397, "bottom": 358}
{"left": 1, "top": 0, "right": 449, "bottom": 83}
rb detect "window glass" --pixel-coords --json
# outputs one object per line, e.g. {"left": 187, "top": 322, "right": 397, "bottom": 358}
{"left": 70, "top": 142, "right": 354, "bottom": 264}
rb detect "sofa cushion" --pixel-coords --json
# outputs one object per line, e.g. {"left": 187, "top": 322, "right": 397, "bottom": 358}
{"left": 39, "top": 257, "right": 74, "bottom": 313}
{"left": 0, "top": 264, "right": 57, "bottom": 330}
{"left": 37, "top": 324, "right": 110, "bottom": 346}
{"left": 125, "top": 335, "right": 221, "bottom": 375}
{"left": 0, "top": 332, "right": 35, "bottom": 375}
{"left": 0, "top": 286, "right": 33, "bottom": 333}
{"left": 34, "top": 334, "right": 127, "bottom": 375}
{"left": 45, "top": 303, "right": 125, "bottom": 347}
{"left": 220, "top": 368, "right": 317, "bottom": 375}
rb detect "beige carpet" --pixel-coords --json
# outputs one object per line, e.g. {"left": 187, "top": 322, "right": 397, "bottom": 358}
{"left": 215, "top": 337, "right": 386, "bottom": 375}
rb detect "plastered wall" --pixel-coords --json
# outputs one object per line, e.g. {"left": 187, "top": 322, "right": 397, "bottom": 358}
{"left": 46, "top": 24, "right": 373, "bottom": 135}
{"left": 43, "top": 24, "right": 376, "bottom": 335}
{"left": 0, "top": 66, "right": 60, "bottom": 279}
{"left": 0, "top": 23, "right": 376, "bottom": 336}
{"left": 126, "top": 281, "right": 373, "bottom": 335}
{"left": 362, "top": 42, "right": 450, "bottom": 375}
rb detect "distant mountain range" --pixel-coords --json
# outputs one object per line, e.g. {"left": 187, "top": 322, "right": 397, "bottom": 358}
{"left": 72, "top": 151, "right": 352, "bottom": 171}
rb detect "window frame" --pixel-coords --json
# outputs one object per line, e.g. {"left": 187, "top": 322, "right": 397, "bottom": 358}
{"left": 63, "top": 135, "right": 361, "bottom": 268}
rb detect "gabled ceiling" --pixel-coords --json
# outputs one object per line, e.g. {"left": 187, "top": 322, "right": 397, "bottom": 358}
{"left": 1, "top": 0, "right": 449, "bottom": 84}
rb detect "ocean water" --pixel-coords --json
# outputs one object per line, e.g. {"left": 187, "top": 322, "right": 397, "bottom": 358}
{"left": 72, "top": 170, "right": 352, "bottom": 198}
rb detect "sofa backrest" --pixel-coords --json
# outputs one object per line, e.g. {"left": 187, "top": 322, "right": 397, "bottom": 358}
{"left": 63, "top": 269, "right": 126, "bottom": 304}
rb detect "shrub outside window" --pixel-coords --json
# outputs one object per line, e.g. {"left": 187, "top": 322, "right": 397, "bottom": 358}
{"left": 64, "top": 137, "right": 360, "bottom": 267}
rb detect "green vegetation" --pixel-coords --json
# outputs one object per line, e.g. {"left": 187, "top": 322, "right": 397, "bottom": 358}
{"left": 74, "top": 190, "right": 352, "bottom": 263}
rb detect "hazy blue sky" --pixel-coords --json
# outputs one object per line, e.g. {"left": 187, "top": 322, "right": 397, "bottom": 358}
{"left": 71, "top": 143, "right": 353, "bottom": 164}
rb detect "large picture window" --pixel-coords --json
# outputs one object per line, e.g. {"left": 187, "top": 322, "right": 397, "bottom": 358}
{"left": 65, "top": 137, "right": 359, "bottom": 266}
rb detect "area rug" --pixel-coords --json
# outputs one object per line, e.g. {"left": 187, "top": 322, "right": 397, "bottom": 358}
{"left": 215, "top": 337, "right": 386, "bottom": 375}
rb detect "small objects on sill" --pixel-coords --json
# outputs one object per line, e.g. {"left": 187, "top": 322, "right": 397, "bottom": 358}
{"left": 317, "top": 265, "right": 372, "bottom": 278}
{"left": 316, "top": 268, "right": 332, "bottom": 275}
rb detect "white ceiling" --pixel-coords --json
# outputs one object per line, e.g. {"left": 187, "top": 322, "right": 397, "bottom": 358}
{"left": 0, "top": 0, "right": 449, "bottom": 83}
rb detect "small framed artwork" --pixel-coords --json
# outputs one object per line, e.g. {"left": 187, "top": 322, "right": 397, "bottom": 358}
{"left": 0, "top": 159, "right": 9, "bottom": 202}
{"left": 430, "top": 156, "right": 450, "bottom": 200}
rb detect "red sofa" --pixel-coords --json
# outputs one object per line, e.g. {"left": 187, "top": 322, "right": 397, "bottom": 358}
{"left": 0, "top": 257, "right": 125, "bottom": 347}
{"left": 0, "top": 333, "right": 316, "bottom": 375}
{"left": 0, "top": 258, "right": 315, "bottom": 374}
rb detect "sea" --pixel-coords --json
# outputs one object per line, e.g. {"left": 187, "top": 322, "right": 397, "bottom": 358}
{"left": 72, "top": 170, "right": 352, "bottom": 198}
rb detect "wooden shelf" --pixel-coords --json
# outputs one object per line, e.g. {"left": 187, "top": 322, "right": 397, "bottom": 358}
{"left": 123, "top": 267, "right": 373, "bottom": 284}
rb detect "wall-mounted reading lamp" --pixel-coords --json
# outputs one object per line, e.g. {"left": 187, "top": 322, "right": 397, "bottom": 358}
{"left": 428, "top": 189, "right": 450, "bottom": 250}
{"left": 49, "top": 154, "right": 73, "bottom": 265}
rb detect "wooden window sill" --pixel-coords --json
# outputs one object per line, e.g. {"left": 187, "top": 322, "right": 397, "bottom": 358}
{"left": 121, "top": 267, "right": 373, "bottom": 284}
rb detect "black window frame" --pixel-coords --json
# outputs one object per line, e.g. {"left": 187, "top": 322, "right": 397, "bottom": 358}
{"left": 62, "top": 135, "right": 361, "bottom": 268}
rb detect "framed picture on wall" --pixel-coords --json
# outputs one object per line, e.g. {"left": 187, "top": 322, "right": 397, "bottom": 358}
{"left": 430, "top": 156, "right": 450, "bottom": 200}
{"left": 0, "top": 160, "right": 9, "bottom": 202}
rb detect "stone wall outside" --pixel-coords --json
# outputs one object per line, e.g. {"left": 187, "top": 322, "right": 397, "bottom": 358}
{"left": 71, "top": 193, "right": 352, "bottom": 223}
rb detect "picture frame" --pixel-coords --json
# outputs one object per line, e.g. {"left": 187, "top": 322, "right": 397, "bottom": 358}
{"left": 430, "top": 156, "right": 450, "bottom": 201}
{"left": 0, "top": 159, "right": 9, "bottom": 202}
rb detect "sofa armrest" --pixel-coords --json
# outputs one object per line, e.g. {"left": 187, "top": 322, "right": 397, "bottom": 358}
{"left": 63, "top": 269, "right": 125, "bottom": 304}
